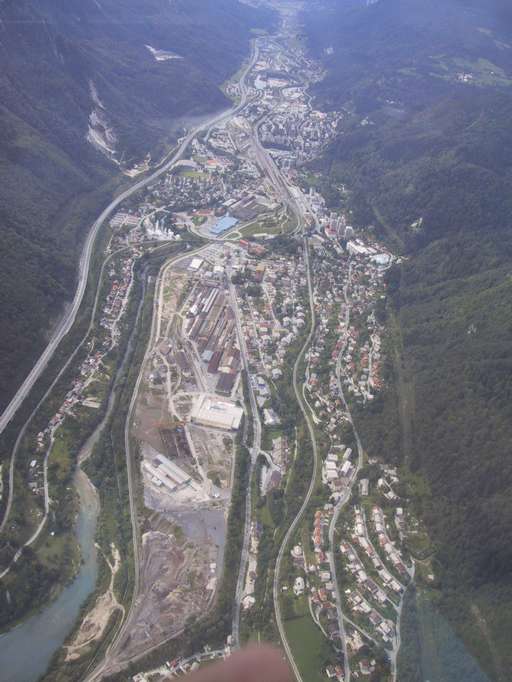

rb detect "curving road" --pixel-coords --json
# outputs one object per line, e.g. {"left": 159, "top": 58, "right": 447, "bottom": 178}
{"left": 0, "top": 39, "right": 259, "bottom": 536}
{"left": 0, "top": 35, "right": 260, "bottom": 677}
{"left": 84, "top": 243, "right": 210, "bottom": 682}
{"left": 330, "top": 260, "right": 365, "bottom": 682}
{"left": 0, "top": 42, "right": 259, "bottom": 442}
{"left": 272, "top": 235, "right": 318, "bottom": 682}
{"left": 229, "top": 273, "right": 263, "bottom": 648}
{"left": 0, "top": 242, "right": 133, "bottom": 536}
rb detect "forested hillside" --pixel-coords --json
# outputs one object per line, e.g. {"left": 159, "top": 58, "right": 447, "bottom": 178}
{"left": 302, "top": 0, "right": 512, "bottom": 678}
{"left": 0, "top": 0, "right": 274, "bottom": 412}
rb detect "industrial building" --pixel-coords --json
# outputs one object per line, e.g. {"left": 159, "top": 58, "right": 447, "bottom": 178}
{"left": 185, "top": 282, "right": 241, "bottom": 395}
{"left": 144, "top": 454, "right": 201, "bottom": 493}
{"left": 210, "top": 215, "right": 238, "bottom": 236}
{"left": 191, "top": 395, "right": 243, "bottom": 431}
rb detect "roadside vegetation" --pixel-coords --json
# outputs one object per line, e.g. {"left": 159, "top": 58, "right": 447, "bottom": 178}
{"left": 302, "top": 0, "right": 512, "bottom": 676}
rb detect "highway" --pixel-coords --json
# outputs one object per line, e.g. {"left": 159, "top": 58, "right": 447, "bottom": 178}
{"left": 0, "top": 19, "right": 362, "bottom": 681}
{"left": 0, "top": 242, "right": 135, "bottom": 536}
{"left": 0, "top": 41, "right": 259, "bottom": 443}
{"left": 0, "top": 37, "right": 258, "bottom": 539}
{"left": 84, "top": 40, "right": 263, "bottom": 680}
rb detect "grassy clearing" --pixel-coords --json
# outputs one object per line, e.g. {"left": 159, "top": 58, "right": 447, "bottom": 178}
{"left": 181, "top": 170, "right": 206, "bottom": 179}
{"left": 50, "top": 430, "right": 72, "bottom": 483}
{"left": 239, "top": 222, "right": 282, "bottom": 238}
{"left": 432, "top": 56, "right": 512, "bottom": 86}
{"left": 284, "top": 614, "right": 330, "bottom": 682}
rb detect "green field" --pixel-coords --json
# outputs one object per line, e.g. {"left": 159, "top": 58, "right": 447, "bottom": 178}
{"left": 284, "top": 614, "right": 331, "bottom": 682}
{"left": 240, "top": 222, "right": 284, "bottom": 238}
{"left": 181, "top": 170, "right": 206, "bottom": 179}
{"left": 432, "top": 56, "right": 512, "bottom": 86}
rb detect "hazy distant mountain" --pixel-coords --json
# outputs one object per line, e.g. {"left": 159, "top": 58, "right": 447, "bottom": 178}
{"left": 0, "top": 0, "right": 274, "bottom": 412}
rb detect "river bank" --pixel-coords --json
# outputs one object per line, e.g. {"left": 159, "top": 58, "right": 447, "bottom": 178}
{"left": 0, "top": 467, "right": 99, "bottom": 682}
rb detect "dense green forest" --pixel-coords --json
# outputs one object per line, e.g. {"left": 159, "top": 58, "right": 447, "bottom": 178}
{"left": 0, "top": 0, "right": 275, "bottom": 413}
{"left": 303, "top": 0, "right": 512, "bottom": 679}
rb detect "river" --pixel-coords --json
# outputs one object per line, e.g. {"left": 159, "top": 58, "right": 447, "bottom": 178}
{"left": 0, "top": 469, "right": 99, "bottom": 682}
{"left": 0, "top": 260, "right": 153, "bottom": 681}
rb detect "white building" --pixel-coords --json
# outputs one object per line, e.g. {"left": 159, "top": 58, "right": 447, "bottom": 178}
{"left": 293, "top": 576, "right": 305, "bottom": 596}
{"left": 192, "top": 395, "right": 243, "bottom": 430}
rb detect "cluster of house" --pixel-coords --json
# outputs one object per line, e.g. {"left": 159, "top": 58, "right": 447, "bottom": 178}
{"left": 248, "top": 39, "right": 339, "bottom": 169}
{"left": 308, "top": 509, "right": 340, "bottom": 607}
{"left": 327, "top": 499, "right": 411, "bottom": 648}
{"left": 295, "top": 197, "right": 393, "bottom": 408}
{"left": 100, "top": 254, "right": 138, "bottom": 343}
{"left": 234, "top": 252, "right": 307, "bottom": 379}
{"left": 30, "top": 250, "right": 139, "bottom": 497}
{"left": 289, "top": 513, "right": 346, "bottom": 682}
{"left": 329, "top": 262, "right": 387, "bottom": 404}
{"left": 112, "top": 109, "right": 279, "bottom": 244}
{"left": 258, "top": 105, "right": 341, "bottom": 164}
{"left": 324, "top": 663, "right": 346, "bottom": 682}
{"left": 150, "top": 159, "right": 227, "bottom": 214}
{"left": 306, "top": 311, "right": 351, "bottom": 439}
{"left": 325, "top": 651, "right": 377, "bottom": 681}
{"left": 370, "top": 506, "right": 409, "bottom": 579}
{"left": 376, "top": 465, "right": 400, "bottom": 502}
{"left": 340, "top": 543, "right": 396, "bottom": 646}
{"left": 321, "top": 447, "right": 355, "bottom": 497}
{"left": 353, "top": 507, "right": 407, "bottom": 588}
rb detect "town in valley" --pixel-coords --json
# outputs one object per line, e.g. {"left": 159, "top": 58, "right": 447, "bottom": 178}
{"left": 0, "top": 3, "right": 435, "bottom": 682}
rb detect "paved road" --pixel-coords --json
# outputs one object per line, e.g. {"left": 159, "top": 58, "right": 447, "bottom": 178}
{"left": 0, "top": 35, "right": 258, "bottom": 548}
{"left": 0, "top": 42, "right": 258, "bottom": 442}
{"left": 0, "top": 431, "right": 53, "bottom": 579}
{"left": 229, "top": 273, "right": 262, "bottom": 648}
{"left": 84, "top": 39, "right": 263, "bottom": 680}
{"left": 272, "top": 235, "right": 318, "bottom": 682}
{"left": 84, "top": 243, "right": 208, "bottom": 682}
{"left": 332, "top": 261, "right": 365, "bottom": 681}
{"left": 323, "top": 261, "right": 359, "bottom": 682}
{"left": 0, "top": 242, "right": 133, "bottom": 537}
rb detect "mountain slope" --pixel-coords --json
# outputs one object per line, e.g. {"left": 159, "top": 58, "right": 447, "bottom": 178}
{"left": 0, "top": 0, "right": 275, "bottom": 412}
{"left": 302, "top": 1, "right": 512, "bottom": 679}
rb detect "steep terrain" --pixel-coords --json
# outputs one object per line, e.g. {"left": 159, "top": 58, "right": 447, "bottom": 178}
{"left": 302, "top": 0, "right": 512, "bottom": 679}
{"left": 0, "top": 0, "right": 274, "bottom": 412}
